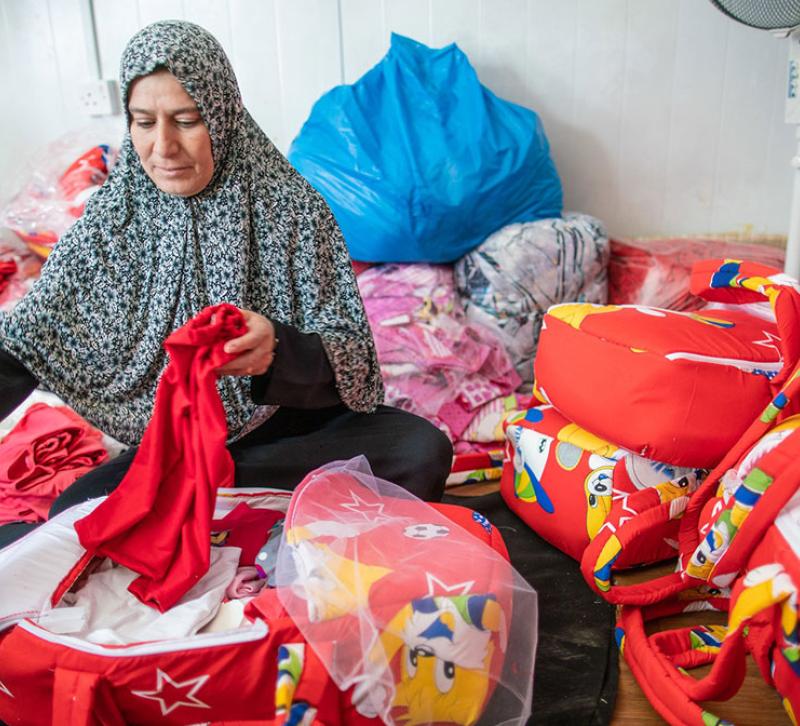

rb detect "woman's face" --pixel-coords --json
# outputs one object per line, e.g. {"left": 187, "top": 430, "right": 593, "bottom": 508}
{"left": 128, "top": 69, "right": 214, "bottom": 197}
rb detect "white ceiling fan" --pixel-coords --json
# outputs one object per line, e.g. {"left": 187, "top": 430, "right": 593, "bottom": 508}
{"left": 708, "top": 0, "right": 800, "bottom": 277}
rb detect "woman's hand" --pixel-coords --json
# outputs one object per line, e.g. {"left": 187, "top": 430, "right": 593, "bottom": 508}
{"left": 217, "top": 309, "right": 278, "bottom": 377}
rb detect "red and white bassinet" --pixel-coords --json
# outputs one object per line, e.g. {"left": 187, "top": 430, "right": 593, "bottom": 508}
{"left": 0, "top": 458, "right": 538, "bottom": 726}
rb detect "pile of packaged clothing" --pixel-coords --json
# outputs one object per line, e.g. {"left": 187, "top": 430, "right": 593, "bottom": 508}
{"left": 291, "top": 35, "right": 611, "bottom": 486}
{"left": 0, "top": 130, "right": 119, "bottom": 311}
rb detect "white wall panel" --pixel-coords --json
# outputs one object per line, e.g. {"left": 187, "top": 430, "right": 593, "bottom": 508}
{"left": 0, "top": 0, "right": 78, "bottom": 200}
{"left": 228, "top": 0, "right": 286, "bottom": 150}
{"left": 274, "top": 0, "right": 341, "bottom": 149}
{"left": 384, "top": 0, "right": 431, "bottom": 46}
{"left": 429, "top": 0, "right": 480, "bottom": 60}
{"left": 185, "top": 0, "right": 234, "bottom": 58}
{"left": 137, "top": 0, "right": 184, "bottom": 27}
{"left": 477, "top": 0, "right": 528, "bottom": 106}
{"left": 616, "top": 0, "right": 678, "bottom": 235}
{"left": 712, "top": 22, "right": 786, "bottom": 234}
{"left": 662, "top": 0, "right": 728, "bottom": 234}
{"left": 524, "top": 0, "right": 578, "bottom": 215}
{"left": 93, "top": 0, "right": 139, "bottom": 80}
{"left": 564, "top": 0, "right": 627, "bottom": 226}
{"left": 0, "top": 0, "right": 795, "bottom": 238}
{"left": 763, "top": 40, "right": 794, "bottom": 237}
{"left": 340, "top": 0, "right": 385, "bottom": 83}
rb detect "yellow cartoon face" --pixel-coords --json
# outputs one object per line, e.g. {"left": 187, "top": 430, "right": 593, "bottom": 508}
{"left": 557, "top": 422, "right": 622, "bottom": 459}
{"left": 547, "top": 303, "right": 621, "bottom": 329}
{"left": 288, "top": 538, "right": 392, "bottom": 621}
{"left": 385, "top": 595, "right": 505, "bottom": 726}
{"left": 584, "top": 461, "right": 614, "bottom": 539}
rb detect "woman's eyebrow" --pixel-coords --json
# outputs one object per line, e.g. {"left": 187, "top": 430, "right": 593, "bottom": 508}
{"left": 128, "top": 106, "right": 199, "bottom": 115}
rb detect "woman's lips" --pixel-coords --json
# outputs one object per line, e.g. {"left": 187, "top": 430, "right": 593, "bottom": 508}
{"left": 156, "top": 165, "right": 192, "bottom": 177}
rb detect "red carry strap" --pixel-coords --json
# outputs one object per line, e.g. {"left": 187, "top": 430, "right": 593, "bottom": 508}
{"left": 679, "top": 392, "right": 800, "bottom": 582}
{"left": 689, "top": 258, "right": 800, "bottom": 389}
{"left": 618, "top": 555, "right": 796, "bottom": 722}
{"left": 580, "top": 473, "right": 702, "bottom": 604}
{"left": 580, "top": 492, "right": 686, "bottom": 604}
{"left": 618, "top": 605, "right": 731, "bottom": 726}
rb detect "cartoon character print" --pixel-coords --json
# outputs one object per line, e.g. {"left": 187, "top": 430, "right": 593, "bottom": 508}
{"left": 686, "top": 516, "right": 733, "bottom": 582}
{"left": 688, "top": 625, "right": 727, "bottom": 655}
{"left": 509, "top": 426, "right": 554, "bottom": 513}
{"left": 380, "top": 594, "right": 507, "bottom": 726}
{"left": 276, "top": 643, "right": 311, "bottom": 722}
{"left": 546, "top": 302, "right": 622, "bottom": 329}
{"left": 557, "top": 422, "right": 623, "bottom": 460}
{"left": 621, "top": 455, "right": 695, "bottom": 493}
{"left": 287, "top": 532, "right": 392, "bottom": 622}
{"left": 584, "top": 457, "right": 614, "bottom": 540}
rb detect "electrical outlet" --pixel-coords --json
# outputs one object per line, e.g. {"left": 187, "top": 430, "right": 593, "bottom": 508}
{"left": 78, "top": 79, "right": 120, "bottom": 116}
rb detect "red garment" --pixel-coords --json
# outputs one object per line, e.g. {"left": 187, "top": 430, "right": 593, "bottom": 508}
{"left": 0, "top": 403, "right": 107, "bottom": 525}
{"left": 75, "top": 304, "right": 246, "bottom": 612}
{"left": 0, "top": 259, "right": 17, "bottom": 296}
{"left": 211, "top": 502, "right": 283, "bottom": 566}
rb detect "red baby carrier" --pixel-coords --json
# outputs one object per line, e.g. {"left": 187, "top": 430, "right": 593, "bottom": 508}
{"left": 582, "top": 262, "right": 800, "bottom": 724}
{"left": 0, "top": 458, "right": 538, "bottom": 725}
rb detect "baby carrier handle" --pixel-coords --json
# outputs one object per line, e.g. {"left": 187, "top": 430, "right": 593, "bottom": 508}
{"left": 689, "top": 258, "right": 800, "bottom": 390}
{"left": 580, "top": 487, "right": 688, "bottom": 604}
{"left": 617, "top": 558, "right": 795, "bottom": 725}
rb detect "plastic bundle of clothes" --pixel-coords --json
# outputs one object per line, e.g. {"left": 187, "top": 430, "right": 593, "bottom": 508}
{"left": 454, "top": 213, "right": 609, "bottom": 383}
{"left": 357, "top": 263, "right": 522, "bottom": 446}
{"left": 608, "top": 236, "right": 786, "bottom": 311}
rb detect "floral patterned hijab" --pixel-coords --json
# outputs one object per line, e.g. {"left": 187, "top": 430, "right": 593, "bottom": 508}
{"left": 0, "top": 21, "right": 383, "bottom": 445}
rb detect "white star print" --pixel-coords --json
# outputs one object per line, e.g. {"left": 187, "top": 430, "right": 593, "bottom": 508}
{"left": 753, "top": 330, "right": 782, "bottom": 357}
{"left": 425, "top": 572, "right": 474, "bottom": 597}
{"left": 131, "top": 669, "right": 210, "bottom": 716}
{"left": 339, "top": 490, "right": 390, "bottom": 522}
{"left": 0, "top": 679, "right": 13, "bottom": 698}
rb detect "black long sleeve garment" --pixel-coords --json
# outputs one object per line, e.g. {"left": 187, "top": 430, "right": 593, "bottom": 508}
{"left": 0, "top": 319, "right": 341, "bottom": 424}
{"left": 250, "top": 319, "right": 341, "bottom": 408}
{"left": 0, "top": 349, "right": 37, "bottom": 420}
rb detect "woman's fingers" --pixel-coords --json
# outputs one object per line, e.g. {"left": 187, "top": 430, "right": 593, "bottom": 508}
{"left": 217, "top": 309, "right": 277, "bottom": 376}
{"left": 217, "top": 347, "right": 274, "bottom": 376}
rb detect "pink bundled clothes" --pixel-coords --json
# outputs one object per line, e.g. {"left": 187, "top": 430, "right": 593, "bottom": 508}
{"left": 358, "top": 263, "right": 521, "bottom": 440}
{"left": 0, "top": 403, "right": 108, "bottom": 525}
{"left": 75, "top": 304, "right": 246, "bottom": 612}
{"left": 225, "top": 566, "right": 267, "bottom": 599}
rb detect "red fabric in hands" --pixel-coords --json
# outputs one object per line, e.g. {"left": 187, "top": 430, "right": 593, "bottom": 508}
{"left": 75, "top": 304, "right": 247, "bottom": 612}
{"left": 0, "top": 403, "right": 108, "bottom": 525}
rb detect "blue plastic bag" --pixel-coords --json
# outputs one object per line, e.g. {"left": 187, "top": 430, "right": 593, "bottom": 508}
{"left": 289, "top": 34, "right": 563, "bottom": 264}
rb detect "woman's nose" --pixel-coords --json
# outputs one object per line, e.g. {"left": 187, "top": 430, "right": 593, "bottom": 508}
{"left": 153, "top": 124, "right": 179, "bottom": 157}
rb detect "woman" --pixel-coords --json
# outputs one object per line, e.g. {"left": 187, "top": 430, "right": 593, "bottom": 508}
{"left": 0, "top": 21, "right": 452, "bottom": 546}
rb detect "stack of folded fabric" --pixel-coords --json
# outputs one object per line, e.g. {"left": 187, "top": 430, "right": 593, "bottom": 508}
{"left": 0, "top": 402, "right": 108, "bottom": 525}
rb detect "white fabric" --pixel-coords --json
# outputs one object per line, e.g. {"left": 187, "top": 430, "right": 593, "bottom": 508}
{"left": 54, "top": 546, "right": 240, "bottom": 645}
{"left": 0, "top": 498, "right": 101, "bottom": 631}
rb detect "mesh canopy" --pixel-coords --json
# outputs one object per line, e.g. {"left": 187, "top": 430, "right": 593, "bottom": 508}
{"left": 710, "top": 0, "right": 800, "bottom": 30}
{"left": 275, "top": 457, "right": 538, "bottom": 725}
